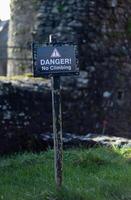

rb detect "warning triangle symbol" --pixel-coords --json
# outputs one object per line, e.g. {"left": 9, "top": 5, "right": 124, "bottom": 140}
{"left": 51, "top": 48, "right": 61, "bottom": 58}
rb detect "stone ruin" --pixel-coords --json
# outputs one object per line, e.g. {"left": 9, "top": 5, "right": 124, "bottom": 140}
{"left": 0, "top": 19, "right": 9, "bottom": 75}
{"left": 33, "top": 0, "right": 131, "bottom": 138}
{"left": 7, "top": 0, "right": 40, "bottom": 76}
{"left": 0, "top": 0, "right": 131, "bottom": 152}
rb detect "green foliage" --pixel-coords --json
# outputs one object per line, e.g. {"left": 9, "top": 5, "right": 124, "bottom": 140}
{"left": 107, "top": 31, "right": 124, "bottom": 39}
{"left": 0, "top": 147, "right": 131, "bottom": 200}
{"left": 57, "top": 4, "right": 65, "bottom": 13}
{"left": 126, "top": 18, "right": 131, "bottom": 36}
{"left": 19, "top": 65, "right": 27, "bottom": 73}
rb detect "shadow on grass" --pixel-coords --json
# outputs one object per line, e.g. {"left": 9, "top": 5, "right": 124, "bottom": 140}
{"left": 71, "top": 146, "right": 131, "bottom": 169}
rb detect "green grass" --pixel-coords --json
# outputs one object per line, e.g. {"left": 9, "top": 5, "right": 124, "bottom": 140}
{"left": 0, "top": 147, "right": 131, "bottom": 200}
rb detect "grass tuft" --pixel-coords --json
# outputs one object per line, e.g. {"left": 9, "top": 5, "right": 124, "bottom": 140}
{"left": 0, "top": 147, "right": 131, "bottom": 200}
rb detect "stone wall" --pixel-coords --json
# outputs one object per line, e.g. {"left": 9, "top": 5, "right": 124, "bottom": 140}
{"left": 33, "top": 0, "right": 131, "bottom": 138}
{"left": 0, "top": 74, "right": 131, "bottom": 154}
{"left": 0, "top": 76, "right": 131, "bottom": 141}
{"left": 5, "top": 0, "right": 131, "bottom": 141}
{"left": 8, "top": 0, "right": 131, "bottom": 75}
{"left": 7, "top": 0, "right": 40, "bottom": 76}
{"left": 0, "top": 20, "right": 9, "bottom": 75}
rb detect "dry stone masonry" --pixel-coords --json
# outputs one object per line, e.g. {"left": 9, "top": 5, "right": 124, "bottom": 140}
{"left": 1, "top": 0, "right": 131, "bottom": 152}
{"left": 0, "top": 20, "right": 9, "bottom": 75}
{"left": 0, "top": 78, "right": 131, "bottom": 155}
{"left": 34, "top": 0, "right": 131, "bottom": 137}
{"left": 7, "top": 0, "right": 40, "bottom": 76}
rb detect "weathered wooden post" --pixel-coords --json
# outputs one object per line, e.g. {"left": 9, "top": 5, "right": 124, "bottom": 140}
{"left": 33, "top": 35, "right": 79, "bottom": 189}
{"left": 49, "top": 34, "right": 63, "bottom": 187}
{"left": 52, "top": 75, "right": 63, "bottom": 187}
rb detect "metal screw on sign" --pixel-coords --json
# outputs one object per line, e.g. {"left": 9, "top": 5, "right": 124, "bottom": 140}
{"left": 49, "top": 34, "right": 63, "bottom": 188}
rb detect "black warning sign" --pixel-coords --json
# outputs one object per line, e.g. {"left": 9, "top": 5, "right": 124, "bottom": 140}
{"left": 33, "top": 45, "right": 79, "bottom": 77}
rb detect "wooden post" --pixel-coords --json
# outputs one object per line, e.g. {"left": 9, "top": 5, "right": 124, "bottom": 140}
{"left": 49, "top": 35, "right": 63, "bottom": 188}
